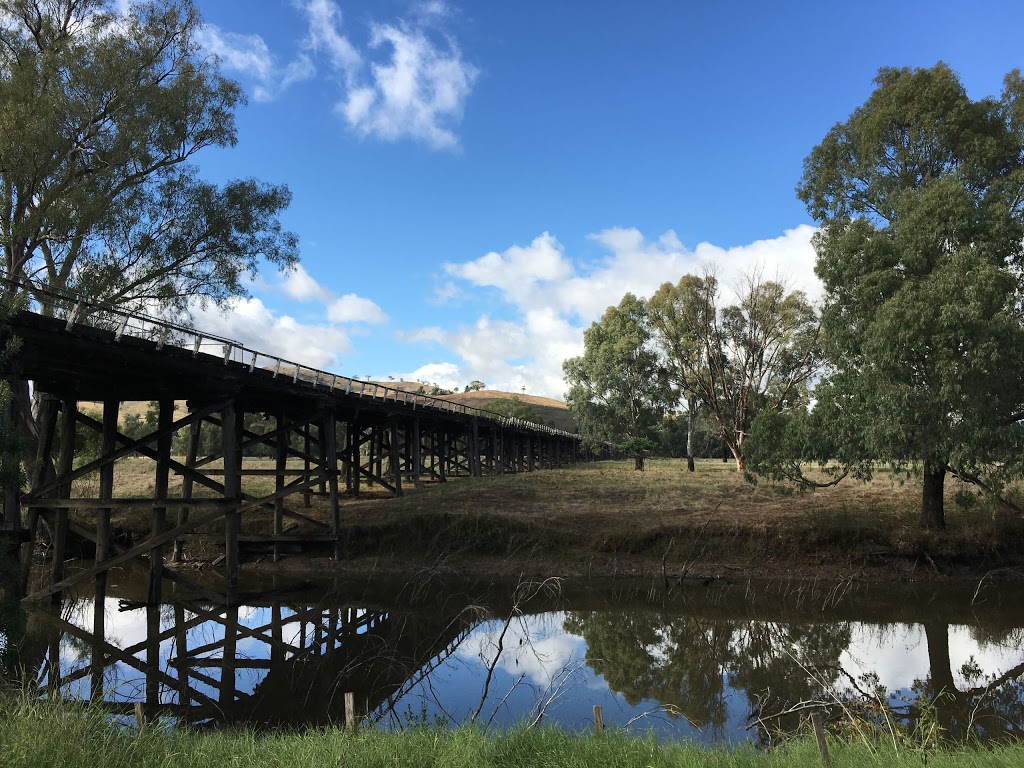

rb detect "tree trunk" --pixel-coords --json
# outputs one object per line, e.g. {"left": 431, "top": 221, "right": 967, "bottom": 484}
{"left": 685, "top": 396, "right": 696, "bottom": 473}
{"left": 634, "top": 454, "right": 644, "bottom": 471}
{"left": 921, "top": 460, "right": 946, "bottom": 530}
{"left": 923, "top": 621, "right": 957, "bottom": 737}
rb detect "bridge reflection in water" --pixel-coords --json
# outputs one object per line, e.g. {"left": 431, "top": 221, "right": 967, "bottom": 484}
{"left": 29, "top": 592, "right": 472, "bottom": 729}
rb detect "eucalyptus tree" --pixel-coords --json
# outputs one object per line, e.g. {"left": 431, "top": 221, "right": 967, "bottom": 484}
{"left": 791, "top": 63, "right": 1024, "bottom": 530}
{"left": 0, "top": 0, "right": 298, "bottom": 312}
{"left": 648, "top": 271, "right": 821, "bottom": 472}
{"left": 648, "top": 275, "right": 711, "bottom": 472}
{"left": 563, "top": 293, "right": 673, "bottom": 470}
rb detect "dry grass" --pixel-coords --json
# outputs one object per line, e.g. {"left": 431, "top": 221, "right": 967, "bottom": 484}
{"left": 65, "top": 456, "right": 1024, "bottom": 580}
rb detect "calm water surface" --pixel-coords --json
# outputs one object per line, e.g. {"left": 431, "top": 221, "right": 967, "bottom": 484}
{"left": 3, "top": 570, "right": 1023, "bottom": 743}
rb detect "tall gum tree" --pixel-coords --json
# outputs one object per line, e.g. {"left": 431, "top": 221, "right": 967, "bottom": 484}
{"left": 648, "top": 275, "right": 709, "bottom": 472}
{"left": 648, "top": 271, "right": 821, "bottom": 472}
{"left": 0, "top": 0, "right": 298, "bottom": 454}
{"left": 563, "top": 293, "right": 673, "bottom": 470}
{"left": 795, "top": 63, "right": 1024, "bottom": 530}
{"left": 0, "top": 0, "right": 298, "bottom": 312}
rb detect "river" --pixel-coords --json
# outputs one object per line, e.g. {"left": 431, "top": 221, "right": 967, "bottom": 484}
{"left": 2, "top": 568, "right": 1023, "bottom": 744}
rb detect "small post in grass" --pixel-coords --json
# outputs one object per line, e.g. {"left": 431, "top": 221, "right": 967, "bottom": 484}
{"left": 345, "top": 692, "right": 356, "bottom": 734}
{"left": 134, "top": 702, "right": 145, "bottom": 736}
{"left": 593, "top": 704, "right": 604, "bottom": 735}
{"left": 810, "top": 709, "right": 831, "bottom": 766}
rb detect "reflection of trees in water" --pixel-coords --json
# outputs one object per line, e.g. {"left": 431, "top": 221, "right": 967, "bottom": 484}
{"left": 562, "top": 611, "right": 735, "bottom": 733}
{"left": 563, "top": 611, "right": 852, "bottom": 735}
{"left": 729, "top": 620, "right": 852, "bottom": 736}
{"left": 912, "top": 622, "right": 1024, "bottom": 743}
{"left": 563, "top": 609, "right": 1024, "bottom": 744}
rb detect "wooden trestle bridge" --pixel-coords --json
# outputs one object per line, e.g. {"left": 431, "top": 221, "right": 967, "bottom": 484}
{"left": 0, "top": 282, "right": 582, "bottom": 604}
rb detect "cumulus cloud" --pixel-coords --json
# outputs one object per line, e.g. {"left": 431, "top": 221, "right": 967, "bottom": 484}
{"left": 191, "top": 296, "right": 350, "bottom": 369}
{"left": 276, "top": 265, "right": 387, "bottom": 324}
{"left": 302, "top": 0, "right": 362, "bottom": 72}
{"left": 402, "top": 226, "right": 821, "bottom": 399}
{"left": 393, "top": 361, "right": 463, "bottom": 392}
{"left": 282, "top": 264, "right": 332, "bottom": 302}
{"left": 327, "top": 293, "right": 388, "bottom": 324}
{"left": 445, "top": 233, "right": 572, "bottom": 305}
{"left": 192, "top": 2, "right": 477, "bottom": 147}
{"left": 196, "top": 24, "right": 315, "bottom": 102}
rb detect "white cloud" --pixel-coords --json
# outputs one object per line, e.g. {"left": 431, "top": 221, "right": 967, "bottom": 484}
{"left": 300, "top": 0, "right": 361, "bottom": 73}
{"left": 296, "top": 0, "right": 478, "bottom": 150}
{"left": 192, "top": 296, "right": 350, "bottom": 369}
{"left": 194, "top": 1, "right": 477, "bottom": 147}
{"left": 431, "top": 280, "right": 462, "bottom": 304}
{"left": 327, "top": 293, "right": 388, "bottom": 324}
{"left": 445, "top": 233, "right": 572, "bottom": 305}
{"left": 196, "top": 24, "right": 315, "bottom": 102}
{"left": 394, "top": 361, "right": 463, "bottom": 391}
{"left": 401, "top": 226, "right": 820, "bottom": 399}
{"left": 281, "top": 264, "right": 332, "bottom": 302}
{"left": 339, "top": 21, "right": 477, "bottom": 150}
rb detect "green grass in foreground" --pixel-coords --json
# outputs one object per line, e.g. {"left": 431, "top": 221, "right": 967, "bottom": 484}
{"left": 1, "top": 698, "right": 1022, "bottom": 768}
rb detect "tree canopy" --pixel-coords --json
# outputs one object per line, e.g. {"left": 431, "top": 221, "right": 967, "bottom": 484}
{"left": 647, "top": 271, "right": 821, "bottom": 471}
{"left": 563, "top": 293, "right": 673, "bottom": 469}
{"left": 749, "top": 63, "right": 1024, "bottom": 529}
{"left": 0, "top": 0, "right": 297, "bottom": 311}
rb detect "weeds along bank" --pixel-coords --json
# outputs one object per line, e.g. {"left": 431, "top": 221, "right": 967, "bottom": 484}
{"left": 2, "top": 697, "right": 1023, "bottom": 768}
{"left": 63, "top": 458, "right": 1024, "bottom": 582}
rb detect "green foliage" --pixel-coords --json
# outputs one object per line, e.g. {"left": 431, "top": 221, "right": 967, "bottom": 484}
{"left": 0, "top": 0, "right": 298, "bottom": 311}
{"left": 563, "top": 294, "right": 674, "bottom": 451}
{"left": 482, "top": 396, "right": 540, "bottom": 423}
{"left": 788, "top": 62, "right": 1024, "bottom": 527}
{"left": 647, "top": 272, "right": 821, "bottom": 469}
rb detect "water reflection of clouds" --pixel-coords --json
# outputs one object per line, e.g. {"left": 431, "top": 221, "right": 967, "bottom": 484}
{"left": 840, "top": 623, "right": 1024, "bottom": 692}
{"left": 455, "top": 611, "right": 587, "bottom": 688}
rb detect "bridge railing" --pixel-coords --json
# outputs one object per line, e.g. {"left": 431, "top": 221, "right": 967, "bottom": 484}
{"left": 8, "top": 279, "right": 578, "bottom": 439}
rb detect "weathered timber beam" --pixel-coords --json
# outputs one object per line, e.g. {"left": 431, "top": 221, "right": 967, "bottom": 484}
{"left": 26, "top": 498, "right": 233, "bottom": 508}
{"left": 27, "top": 508, "right": 227, "bottom": 601}
{"left": 193, "top": 411, "right": 328, "bottom": 468}
{"left": 27, "top": 472, "right": 332, "bottom": 601}
{"left": 73, "top": 410, "right": 331, "bottom": 531}
{"left": 26, "top": 400, "right": 230, "bottom": 501}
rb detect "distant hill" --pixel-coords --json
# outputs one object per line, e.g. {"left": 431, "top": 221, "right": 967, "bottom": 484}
{"left": 437, "top": 389, "right": 577, "bottom": 433}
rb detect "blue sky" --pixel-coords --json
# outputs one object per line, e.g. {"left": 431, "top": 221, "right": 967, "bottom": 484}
{"left": 176, "top": 0, "right": 1024, "bottom": 398}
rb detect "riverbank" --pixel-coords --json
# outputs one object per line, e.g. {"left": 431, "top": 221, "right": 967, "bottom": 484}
{"left": 2, "top": 696, "right": 1022, "bottom": 768}
{"left": 81, "top": 458, "right": 1024, "bottom": 585}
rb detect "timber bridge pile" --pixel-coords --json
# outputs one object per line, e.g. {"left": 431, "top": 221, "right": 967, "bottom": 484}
{"left": 0, "top": 280, "right": 582, "bottom": 604}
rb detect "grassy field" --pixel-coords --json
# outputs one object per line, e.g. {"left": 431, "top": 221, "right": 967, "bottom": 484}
{"left": 66, "top": 456, "right": 1024, "bottom": 583}
{"left": 2, "top": 696, "right": 1022, "bottom": 768}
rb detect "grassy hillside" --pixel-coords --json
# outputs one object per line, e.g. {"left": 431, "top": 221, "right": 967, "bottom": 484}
{"left": 439, "top": 389, "right": 576, "bottom": 432}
